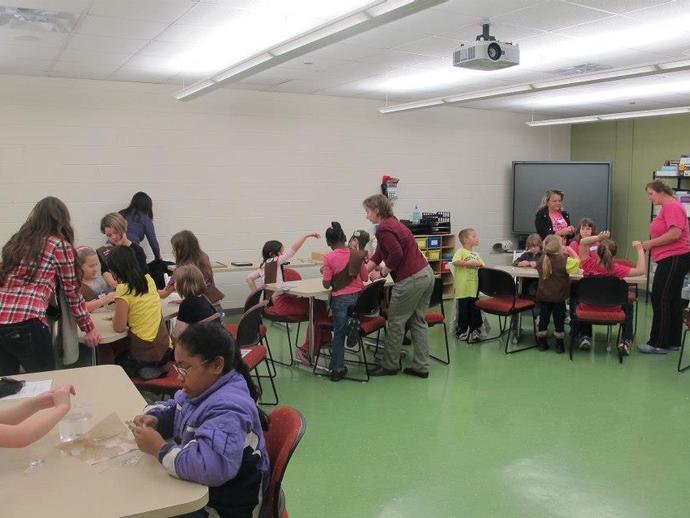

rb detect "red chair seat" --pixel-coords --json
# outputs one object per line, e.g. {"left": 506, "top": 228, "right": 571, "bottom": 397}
{"left": 475, "top": 296, "right": 535, "bottom": 315}
{"left": 131, "top": 361, "right": 181, "bottom": 393}
{"left": 224, "top": 322, "right": 267, "bottom": 339}
{"left": 264, "top": 307, "right": 307, "bottom": 323}
{"left": 576, "top": 304, "right": 625, "bottom": 323}
{"left": 425, "top": 310, "right": 445, "bottom": 325}
{"left": 241, "top": 346, "right": 267, "bottom": 370}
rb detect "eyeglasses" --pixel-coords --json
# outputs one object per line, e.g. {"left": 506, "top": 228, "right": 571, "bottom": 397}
{"left": 172, "top": 360, "right": 208, "bottom": 378}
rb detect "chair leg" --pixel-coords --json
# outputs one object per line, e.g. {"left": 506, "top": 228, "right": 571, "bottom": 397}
{"left": 678, "top": 329, "right": 690, "bottom": 372}
{"left": 430, "top": 322, "right": 450, "bottom": 365}
{"left": 253, "top": 363, "right": 278, "bottom": 406}
{"left": 342, "top": 334, "right": 371, "bottom": 382}
{"left": 505, "top": 312, "right": 538, "bottom": 354}
{"left": 267, "top": 323, "right": 294, "bottom": 367}
{"left": 259, "top": 334, "right": 277, "bottom": 378}
{"left": 616, "top": 324, "right": 623, "bottom": 364}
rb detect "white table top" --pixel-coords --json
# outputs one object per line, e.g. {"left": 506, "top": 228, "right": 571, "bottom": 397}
{"left": 491, "top": 264, "right": 647, "bottom": 284}
{"left": 82, "top": 299, "right": 181, "bottom": 345}
{"left": 265, "top": 275, "right": 394, "bottom": 299}
{"left": 0, "top": 365, "right": 208, "bottom": 518}
{"left": 212, "top": 257, "right": 318, "bottom": 273}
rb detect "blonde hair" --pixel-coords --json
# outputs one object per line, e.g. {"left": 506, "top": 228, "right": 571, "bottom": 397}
{"left": 538, "top": 189, "right": 565, "bottom": 210}
{"left": 525, "top": 233, "right": 542, "bottom": 249}
{"left": 458, "top": 228, "right": 475, "bottom": 246}
{"left": 100, "top": 212, "right": 127, "bottom": 235}
{"left": 77, "top": 246, "right": 97, "bottom": 263}
{"left": 597, "top": 238, "right": 617, "bottom": 271}
{"left": 540, "top": 235, "right": 562, "bottom": 279}
{"left": 174, "top": 264, "right": 207, "bottom": 298}
{"left": 362, "top": 194, "right": 394, "bottom": 218}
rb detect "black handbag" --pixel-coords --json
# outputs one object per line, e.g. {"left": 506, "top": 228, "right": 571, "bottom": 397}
{"left": 0, "top": 377, "right": 25, "bottom": 398}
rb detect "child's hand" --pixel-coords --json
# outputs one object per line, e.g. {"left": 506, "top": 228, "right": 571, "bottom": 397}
{"left": 132, "top": 425, "right": 166, "bottom": 456}
{"left": 517, "top": 260, "right": 529, "bottom": 267}
{"left": 530, "top": 261, "right": 537, "bottom": 267}
{"left": 51, "top": 384, "right": 76, "bottom": 411}
{"left": 632, "top": 240, "right": 644, "bottom": 250}
{"left": 598, "top": 230, "right": 610, "bottom": 240}
{"left": 133, "top": 414, "right": 159, "bottom": 429}
{"left": 31, "top": 385, "right": 74, "bottom": 411}
{"left": 369, "top": 270, "right": 383, "bottom": 281}
{"left": 306, "top": 232, "right": 320, "bottom": 239}
{"left": 104, "top": 291, "right": 116, "bottom": 304}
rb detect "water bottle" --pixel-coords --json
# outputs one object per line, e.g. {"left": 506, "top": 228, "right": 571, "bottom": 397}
{"left": 412, "top": 205, "right": 421, "bottom": 223}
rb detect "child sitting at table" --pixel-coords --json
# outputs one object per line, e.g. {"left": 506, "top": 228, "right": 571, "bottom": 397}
{"left": 512, "top": 233, "right": 543, "bottom": 301}
{"left": 131, "top": 322, "right": 269, "bottom": 518}
{"left": 171, "top": 265, "right": 221, "bottom": 342}
{"left": 535, "top": 235, "right": 580, "bottom": 353}
{"left": 247, "top": 232, "right": 326, "bottom": 365}
{"left": 575, "top": 231, "right": 646, "bottom": 356}
{"left": 452, "top": 228, "right": 485, "bottom": 341}
{"left": 159, "top": 230, "right": 224, "bottom": 305}
{"left": 569, "top": 218, "right": 598, "bottom": 257}
{"left": 0, "top": 384, "right": 75, "bottom": 448}
{"left": 108, "top": 246, "right": 170, "bottom": 379}
{"left": 77, "top": 246, "right": 115, "bottom": 312}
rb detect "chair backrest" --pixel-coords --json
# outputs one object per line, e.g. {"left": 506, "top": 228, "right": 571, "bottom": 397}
{"left": 263, "top": 406, "right": 307, "bottom": 518}
{"left": 236, "top": 302, "right": 268, "bottom": 347}
{"left": 352, "top": 279, "right": 386, "bottom": 316}
{"left": 282, "top": 267, "right": 302, "bottom": 282}
{"left": 428, "top": 276, "right": 444, "bottom": 310}
{"left": 244, "top": 288, "right": 264, "bottom": 313}
{"left": 577, "top": 276, "right": 629, "bottom": 307}
{"left": 478, "top": 267, "right": 517, "bottom": 299}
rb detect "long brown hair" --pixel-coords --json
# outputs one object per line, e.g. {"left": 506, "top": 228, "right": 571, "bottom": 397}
{"left": 573, "top": 217, "right": 596, "bottom": 243}
{"left": 540, "top": 235, "right": 562, "bottom": 279}
{"left": 171, "top": 230, "right": 212, "bottom": 282}
{"left": 0, "top": 197, "right": 76, "bottom": 284}
{"left": 597, "top": 238, "right": 617, "bottom": 271}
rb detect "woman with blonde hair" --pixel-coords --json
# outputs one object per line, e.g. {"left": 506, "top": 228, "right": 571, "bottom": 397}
{"left": 535, "top": 189, "right": 574, "bottom": 244}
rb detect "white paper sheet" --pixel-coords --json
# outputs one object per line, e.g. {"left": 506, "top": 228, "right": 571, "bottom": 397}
{"left": 1, "top": 379, "right": 52, "bottom": 400}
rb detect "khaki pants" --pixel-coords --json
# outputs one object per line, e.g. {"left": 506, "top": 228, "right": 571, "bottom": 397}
{"left": 380, "top": 265, "right": 435, "bottom": 372}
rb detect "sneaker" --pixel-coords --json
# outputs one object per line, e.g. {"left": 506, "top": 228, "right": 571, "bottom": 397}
{"left": 618, "top": 340, "right": 631, "bottom": 356}
{"left": 455, "top": 331, "right": 469, "bottom": 341}
{"left": 578, "top": 336, "right": 591, "bottom": 351}
{"left": 345, "top": 317, "right": 360, "bottom": 347}
{"left": 402, "top": 367, "right": 429, "bottom": 379}
{"left": 295, "top": 348, "right": 312, "bottom": 366}
{"left": 367, "top": 365, "right": 398, "bottom": 376}
{"left": 330, "top": 368, "right": 347, "bottom": 382}
{"left": 469, "top": 330, "right": 482, "bottom": 343}
{"left": 637, "top": 344, "right": 669, "bottom": 355}
{"left": 666, "top": 346, "right": 681, "bottom": 352}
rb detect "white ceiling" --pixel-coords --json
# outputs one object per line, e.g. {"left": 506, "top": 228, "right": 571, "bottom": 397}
{"left": 2, "top": 0, "right": 690, "bottom": 115}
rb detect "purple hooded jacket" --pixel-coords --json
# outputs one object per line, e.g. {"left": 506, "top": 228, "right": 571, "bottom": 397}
{"left": 145, "top": 370, "right": 269, "bottom": 518}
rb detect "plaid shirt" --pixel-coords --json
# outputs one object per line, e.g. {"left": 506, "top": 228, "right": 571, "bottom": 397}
{"left": 0, "top": 236, "right": 94, "bottom": 333}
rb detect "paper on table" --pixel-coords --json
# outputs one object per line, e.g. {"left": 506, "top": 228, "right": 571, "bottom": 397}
{"left": 280, "top": 282, "right": 297, "bottom": 291}
{"left": 57, "top": 412, "right": 139, "bottom": 465}
{"left": 1, "top": 380, "right": 52, "bottom": 400}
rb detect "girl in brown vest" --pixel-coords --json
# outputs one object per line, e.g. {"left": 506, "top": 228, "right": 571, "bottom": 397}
{"left": 77, "top": 247, "right": 115, "bottom": 312}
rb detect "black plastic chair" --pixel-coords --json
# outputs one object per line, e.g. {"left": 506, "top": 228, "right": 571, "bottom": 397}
{"left": 474, "top": 268, "right": 536, "bottom": 354}
{"left": 679, "top": 317, "right": 690, "bottom": 373}
{"left": 426, "top": 276, "right": 450, "bottom": 365}
{"left": 571, "top": 276, "right": 629, "bottom": 363}
{"left": 237, "top": 302, "right": 278, "bottom": 405}
{"left": 314, "top": 279, "right": 387, "bottom": 382}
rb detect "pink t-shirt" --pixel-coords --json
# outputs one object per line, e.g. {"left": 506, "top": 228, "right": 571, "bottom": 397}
{"left": 246, "top": 247, "right": 296, "bottom": 287}
{"left": 649, "top": 200, "right": 690, "bottom": 262}
{"left": 549, "top": 212, "right": 569, "bottom": 244}
{"left": 581, "top": 256, "right": 631, "bottom": 279}
{"left": 322, "top": 248, "right": 368, "bottom": 297}
{"left": 570, "top": 240, "right": 598, "bottom": 257}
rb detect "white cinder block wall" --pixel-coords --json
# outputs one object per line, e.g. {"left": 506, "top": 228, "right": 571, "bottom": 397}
{"left": 0, "top": 75, "right": 569, "bottom": 308}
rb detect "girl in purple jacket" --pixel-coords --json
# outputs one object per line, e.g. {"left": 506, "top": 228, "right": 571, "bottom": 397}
{"left": 132, "top": 322, "right": 269, "bottom": 518}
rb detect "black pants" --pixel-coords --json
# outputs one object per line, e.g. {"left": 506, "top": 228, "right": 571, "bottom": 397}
{"left": 0, "top": 319, "right": 55, "bottom": 375}
{"left": 538, "top": 301, "right": 566, "bottom": 334}
{"left": 649, "top": 252, "right": 690, "bottom": 349}
{"left": 455, "top": 297, "right": 482, "bottom": 335}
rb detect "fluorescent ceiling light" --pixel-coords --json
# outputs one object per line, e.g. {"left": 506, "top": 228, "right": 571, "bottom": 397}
{"left": 378, "top": 98, "right": 445, "bottom": 113}
{"left": 444, "top": 85, "right": 533, "bottom": 103}
{"left": 174, "top": 80, "right": 215, "bottom": 101}
{"left": 175, "top": 0, "right": 446, "bottom": 101}
{"left": 658, "top": 60, "right": 690, "bottom": 70}
{"left": 532, "top": 66, "right": 658, "bottom": 89}
{"left": 526, "top": 106, "right": 690, "bottom": 126}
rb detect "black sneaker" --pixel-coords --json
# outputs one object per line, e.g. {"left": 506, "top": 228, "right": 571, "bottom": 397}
{"left": 367, "top": 365, "right": 398, "bottom": 376}
{"left": 330, "top": 368, "right": 348, "bottom": 382}
{"left": 345, "top": 317, "right": 360, "bottom": 347}
{"left": 403, "top": 367, "right": 429, "bottom": 379}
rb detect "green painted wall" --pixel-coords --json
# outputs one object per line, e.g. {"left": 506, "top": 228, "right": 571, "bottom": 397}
{"left": 571, "top": 113, "right": 690, "bottom": 260}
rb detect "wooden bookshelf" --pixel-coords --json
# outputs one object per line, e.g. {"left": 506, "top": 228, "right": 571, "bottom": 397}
{"left": 414, "top": 233, "right": 455, "bottom": 299}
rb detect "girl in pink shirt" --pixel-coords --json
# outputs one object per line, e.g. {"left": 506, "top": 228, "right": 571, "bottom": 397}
{"left": 575, "top": 231, "right": 646, "bottom": 356}
{"left": 319, "top": 222, "right": 368, "bottom": 381}
{"left": 569, "top": 217, "right": 598, "bottom": 257}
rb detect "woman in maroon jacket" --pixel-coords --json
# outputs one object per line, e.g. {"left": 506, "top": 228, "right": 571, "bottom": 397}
{"left": 364, "top": 194, "right": 435, "bottom": 378}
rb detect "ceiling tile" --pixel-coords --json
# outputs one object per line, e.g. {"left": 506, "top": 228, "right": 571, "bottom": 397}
{"left": 561, "top": 0, "right": 676, "bottom": 14}
{"left": 76, "top": 15, "right": 168, "bottom": 39}
{"left": 7, "top": 0, "right": 91, "bottom": 12}
{"left": 66, "top": 33, "right": 149, "bottom": 54}
{"left": 0, "top": 43, "right": 61, "bottom": 61}
{"left": 493, "top": 1, "right": 615, "bottom": 31}
{"left": 50, "top": 61, "right": 117, "bottom": 79}
{"left": 0, "top": 28, "right": 68, "bottom": 49}
{"left": 393, "top": 36, "right": 462, "bottom": 58}
{"left": 58, "top": 48, "right": 133, "bottom": 68}
{"left": 439, "top": 0, "right": 546, "bottom": 19}
{"left": 355, "top": 50, "right": 439, "bottom": 68}
{"left": 448, "top": 21, "right": 544, "bottom": 43}
{"left": 88, "top": 0, "right": 195, "bottom": 23}
{"left": 343, "top": 27, "right": 433, "bottom": 50}
{"left": 173, "top": 4, "right": 248, "bottom": 27}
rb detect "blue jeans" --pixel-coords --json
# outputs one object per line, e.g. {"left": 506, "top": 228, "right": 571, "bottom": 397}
{"left": 0, "top": 319, "right": 54, "bottom": 376}
{"left": 329, "top": 292, "right": 358, "bottom": 372}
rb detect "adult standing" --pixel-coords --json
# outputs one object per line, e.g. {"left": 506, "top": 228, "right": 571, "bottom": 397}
{"left": 638, "top": 180, "right": 690, "bottom": 354}
{"left": 120, "top": 192, "right": 161, "bottom": 261}
{"left": 535, "top": 189, "right": 575, "bottom": 244}
{"left": 0, "top": 197, "right": 101, "bottom": 375}
{"left": 364, "top": 194, "right": 435, "bottom": 378}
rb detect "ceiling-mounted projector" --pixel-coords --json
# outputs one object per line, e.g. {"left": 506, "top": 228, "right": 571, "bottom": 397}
{"left": 453, "top": 23, "right": 519, "bottom": 70}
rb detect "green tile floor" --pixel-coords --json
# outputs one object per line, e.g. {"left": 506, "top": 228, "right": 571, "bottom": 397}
{"left": 250, "top": 300, "right": 690, "bottom": 518}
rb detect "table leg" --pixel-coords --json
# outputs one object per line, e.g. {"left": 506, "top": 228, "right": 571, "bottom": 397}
{"left": 90, "top": 346, "right": 98, "bottom": 367}
{"left": 308, "top": 296, "right": 315, "bottom": 360}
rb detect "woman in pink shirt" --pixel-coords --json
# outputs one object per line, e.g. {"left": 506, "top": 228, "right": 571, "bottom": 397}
{"left": 318, "top": 222, "right": 368, "bottom": 381}
{"left": 639, "top": 180, "right": 690, "bottom": 354}
{"left": 534, "top": 189, "right": 575, "bottom": 245}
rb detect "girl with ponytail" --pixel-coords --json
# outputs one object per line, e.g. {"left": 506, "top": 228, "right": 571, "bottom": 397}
{"left": 131, "top": 322, "right": 269, "bottom": 518}
{"left": 535, "top": 235, "right": 579, "bottom": 353}
{"left": 576, "top": 231, "right": 646, "bottom": 356}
